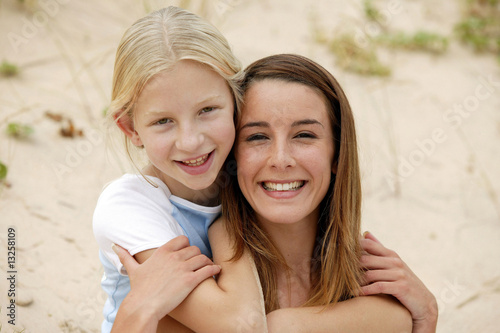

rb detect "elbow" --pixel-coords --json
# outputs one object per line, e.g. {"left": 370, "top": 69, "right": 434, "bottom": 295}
{"left": 205, "top": 303, "right": 266, "bottom": 333}
{"left": 231, "top": 304, "right": 267, "bottom": 333}
{"left": 266, "top": 310, "right": 289, "bottom": 333}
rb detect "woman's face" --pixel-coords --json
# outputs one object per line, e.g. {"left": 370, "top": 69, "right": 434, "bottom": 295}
{"left": 235, "top": 79, "right": 335, "bottom": 228}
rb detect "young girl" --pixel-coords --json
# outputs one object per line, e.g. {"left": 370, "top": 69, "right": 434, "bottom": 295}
{"left": 93, "top": 6, "right": 266, "bottom": 332}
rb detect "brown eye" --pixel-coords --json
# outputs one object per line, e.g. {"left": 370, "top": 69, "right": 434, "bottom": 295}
{"left": 246, "top": 134, "right": 268, "bottom": 142}
{"left": 295, "top": 132, "right": 316, "bottom": 139}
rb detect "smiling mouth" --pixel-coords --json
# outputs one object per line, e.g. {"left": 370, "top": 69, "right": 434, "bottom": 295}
{"left": 262, "top": 181, "right": 305, "bottom": 191}
{"left": 179, "top": 152, "right": 211, "bottom": 167}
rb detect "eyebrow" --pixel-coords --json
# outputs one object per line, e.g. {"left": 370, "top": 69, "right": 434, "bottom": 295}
{"left": 291, "top": 119, "right": 324, "bottom": 128}
{"left": 239, "top": 121, "right": 270, "bottom": 130}
{"left": 239, "top": 119, "right": 323, "bottom": 130}
{"left": 194, "top": 95, "right": 222, "bottom": 108}
{"left": 144, "top": 95, "right": 222, "bottom": 116}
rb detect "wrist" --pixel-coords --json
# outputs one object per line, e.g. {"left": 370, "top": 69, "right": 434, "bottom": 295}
{"left": 111, "top": 293, "right": 160, "bottom": 333}
{"left": 413, "top": 303, "right": 438, "bottom": 333}
{"left": 412, "top": 319, "right": 437, "bottom": 333}
{"left": 122, "top": 291, "right": 163, "bottom": 323}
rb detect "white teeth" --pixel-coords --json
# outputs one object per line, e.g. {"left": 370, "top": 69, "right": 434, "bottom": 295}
{"left": 181, "top": 154, "right": 209, "bottom": 167}
{"left": 263, "top": 181, "right": 304, "bottom": 191}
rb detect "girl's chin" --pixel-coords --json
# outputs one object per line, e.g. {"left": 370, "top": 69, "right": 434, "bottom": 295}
{"left": 187, "top": 175, "right": 220, "bottom": 191}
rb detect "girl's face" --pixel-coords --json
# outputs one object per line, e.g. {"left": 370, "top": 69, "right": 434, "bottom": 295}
{"left": 122, "top": 60, "right": 235, "bottom": 200}
{"left": 235, "top": 79, "right": 335, "bottom": 229}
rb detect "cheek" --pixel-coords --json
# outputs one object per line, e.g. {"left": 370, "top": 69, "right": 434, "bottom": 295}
{"left": 235, "top": 146, "right": 256, "bottom": 190}
{"left": 300, "top": 146, "right": 333, "bottom": 178}
{"left": 212, "top": 118, "right": 236, "bottom": 146}
{"left": 235, "top": 145, "right": 264, "bottom": 172}
{"left": 147, "top": 135, "right": 173, "bottom": 154}
{"left": 143, "top": 134, "right": 178, "bottom": 163}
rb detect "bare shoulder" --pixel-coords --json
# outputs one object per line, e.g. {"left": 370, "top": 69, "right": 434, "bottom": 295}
{"left": 208, "top": 216, "right": 228, "bottom": 241}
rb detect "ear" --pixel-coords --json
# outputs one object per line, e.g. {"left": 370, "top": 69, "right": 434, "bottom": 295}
{"left": 115, "top": 113, "right": 143, "bottom": 147}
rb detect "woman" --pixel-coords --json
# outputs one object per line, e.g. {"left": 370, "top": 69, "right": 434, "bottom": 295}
{"left": 221, "top": 53, "right": 437, "bottom": 331}
{"left": 113, "top": 54, "right": 437, "bottom": 332}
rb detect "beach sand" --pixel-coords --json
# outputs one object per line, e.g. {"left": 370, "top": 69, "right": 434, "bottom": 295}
{"left": 0, "top": 0, "right": 499, "bottom": 332}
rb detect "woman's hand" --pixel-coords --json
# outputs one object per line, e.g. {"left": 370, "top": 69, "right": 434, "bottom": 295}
{"left": 360, "top": 232, "right": 438, "bottom": 333}
{"left": 111, "top": 236, "right": 221, "bottom": 332}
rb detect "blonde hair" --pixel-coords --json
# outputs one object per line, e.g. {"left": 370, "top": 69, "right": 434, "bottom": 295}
{"left": 222, "top": 54, "right": 362, "bottom": 313}
{"left": 108, "top": 6, "right": 243, "bottom": 163}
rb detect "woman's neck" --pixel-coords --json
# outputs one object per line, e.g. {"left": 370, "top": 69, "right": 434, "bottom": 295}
{"left": 260, "top": 217, "right": 318, "bottom": 308}
{"left": 261, "top": 215, "right": 318, "bottom": 270}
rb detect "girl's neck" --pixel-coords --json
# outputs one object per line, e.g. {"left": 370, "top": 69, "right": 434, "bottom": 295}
{"left": 143, "top": 165, "right": 220, "bottom": 206}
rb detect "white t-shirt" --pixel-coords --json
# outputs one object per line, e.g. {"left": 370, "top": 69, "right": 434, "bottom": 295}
{"left": 93, "top": 173, "right": 221, "bottom": 332}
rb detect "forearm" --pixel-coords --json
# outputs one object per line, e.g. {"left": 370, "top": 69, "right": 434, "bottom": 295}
{"left": 360, "top": 232, "right": 438, "bottom": 333}
{"left": 267, "top": 295, "right": 412, "bottom": 333}
{"left": 111, "top": 292, "right": 159, "bottom": 333}
{"left": 110, "top": 238, "right": 221, "bottom": 333}
{"left": 168, "top": 219, "right": 267, "bottom": 332}
{"left": 169, "top": 251, "right": 266, "bottom": 332}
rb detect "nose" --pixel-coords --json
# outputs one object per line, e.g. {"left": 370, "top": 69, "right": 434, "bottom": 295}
{"left": 174, "top": 123, "right": 204, "bottom": 152}
{"left": 267, "top": 139, "right": 295, "bottom": 170}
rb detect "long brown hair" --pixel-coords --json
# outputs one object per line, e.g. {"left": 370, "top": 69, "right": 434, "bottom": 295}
{"left": 221, "top": 54, "right": 363, "bottom": 313}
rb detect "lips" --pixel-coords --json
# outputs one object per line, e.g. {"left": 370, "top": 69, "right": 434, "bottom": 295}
{"left": 175, "top": 151, "right": 215, "bottom": 176}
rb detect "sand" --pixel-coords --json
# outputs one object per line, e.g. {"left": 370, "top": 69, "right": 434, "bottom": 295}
{"left": 0, "top": 0, "right": 499, "bottom": 332}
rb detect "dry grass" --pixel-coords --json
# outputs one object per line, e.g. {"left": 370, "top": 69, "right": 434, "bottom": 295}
{"left": 377, "top": 31, "right": 449, "bottom": 54}
{"left": 313, "top": 1, "right": 449, "bottom": 76}
{"left": 455, "top": 0, "right": 500, "bottom": 58}
{"left": 328, "top": 33, "right": 391, "bottom": 77}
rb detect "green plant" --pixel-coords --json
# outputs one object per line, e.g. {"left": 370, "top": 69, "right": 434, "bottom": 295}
{"left": 6, "top": 122, "right": 34, "bottom": 138}
{"left": 0, "top": 161, "right": 7, "bottom": 180}
{"left": 364, "top": 0, "right": 382, "bottom": 23}
{"left": 0, "top": 60, "right": 19, "bottom": 77}
{"left": 378, "top": 31, "right": 449, "bottom": 54}
{"left": 329, "top": 34, "right": 391, "bottom": 76}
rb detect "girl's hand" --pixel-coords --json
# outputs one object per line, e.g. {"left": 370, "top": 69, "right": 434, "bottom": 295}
{"left": 360, "top": 232, "right": 438, "bottom": 333}
{"left": 112, "top": 235, "right": 221, "bottom": 322}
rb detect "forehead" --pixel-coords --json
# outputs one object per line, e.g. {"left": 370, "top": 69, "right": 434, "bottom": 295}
{"left": 137, "top": 60, "right": 231, "bottom": 110}
{"left": 240, "top": 79, "right": 330, "bottom": 124}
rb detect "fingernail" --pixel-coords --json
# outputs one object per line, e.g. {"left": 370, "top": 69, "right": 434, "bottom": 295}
{"left": 217, "top": 265, "right": 222, "bottom": 270}
{"left": 363, "top": 231, "right": 370, "bottom": 238}
{"left": 111, "top": 243, "right": 118, "bottom": 254}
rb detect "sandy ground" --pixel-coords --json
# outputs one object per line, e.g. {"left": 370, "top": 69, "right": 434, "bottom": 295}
{"left": 0, "top": 0, "right": 499, "bottom": 332}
